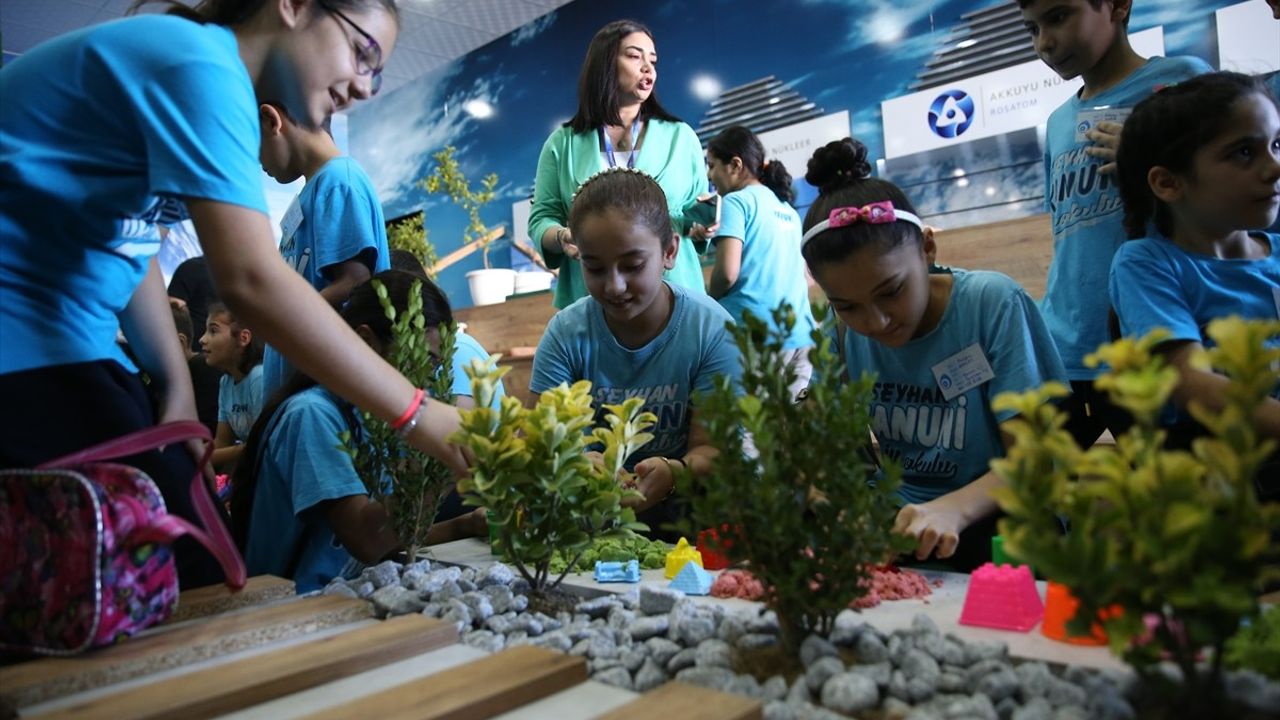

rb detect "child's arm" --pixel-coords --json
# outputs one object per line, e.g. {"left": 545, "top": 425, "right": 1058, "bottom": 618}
{"left": 321, "top": 495, "right": 401, "bottom": 564}
{"left": 708, "top": 237, "right": 743, "bottom": 299}
{"left": 630, "top": 411, "right": 719, "bottom": 512}
{"left": 319, "top": 257, "right": 373, "bottom": 308}
{"left": 891, "top": 428, "right": 1014, "bottom": 560}
{"left": 210, "top": 421, "right": 243, "bottom": 471}
{"left": 1162, "top": 340, "right": 1280, "bottom": 440}
{"left": 186, "top": 199, "right": 469, "bottom": 476}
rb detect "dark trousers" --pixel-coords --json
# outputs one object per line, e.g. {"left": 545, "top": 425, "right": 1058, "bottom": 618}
{"left": 0, "top": 361, "right": 227, "bottom": 589}
{"left": 1057, "top": 380, "right": 1134, "bottom": 449}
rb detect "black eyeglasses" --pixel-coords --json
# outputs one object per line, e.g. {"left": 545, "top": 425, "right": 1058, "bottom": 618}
{"left": 317, "top": 0, "right": 384, "bottom": 96}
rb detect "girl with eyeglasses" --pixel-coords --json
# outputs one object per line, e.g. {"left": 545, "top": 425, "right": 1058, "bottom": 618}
{"left": 0, "top": 0, "right": 469, "bottom": 590}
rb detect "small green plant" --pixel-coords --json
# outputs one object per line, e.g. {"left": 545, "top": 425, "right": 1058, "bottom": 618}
{"left": 386, "top": 212, "right": 438, "bottom": 280}
{"left": 1226, "top": 604, "right": 1280, "bottom": 680}
{"left": 686, "top": 305, "right": 913, "bottom": 655}
{"left": 421, "top": 146, "right": 503, "bottom": 268}
{"left": 548, "top": 535, "right": 670, "bottom": 574}
{"left": 992, "top": 317, "right": 1280, "bottom": 712}
{"left": 452, "top": 357, "right": 654, "bottom": 595}
{"left": 339, "top": 277, "right": 458, "bottom": 559}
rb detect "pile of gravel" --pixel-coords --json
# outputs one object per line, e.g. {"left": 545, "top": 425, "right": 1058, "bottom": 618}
{"left": 323, "top": 560, "right": 1280, "bottom": 720}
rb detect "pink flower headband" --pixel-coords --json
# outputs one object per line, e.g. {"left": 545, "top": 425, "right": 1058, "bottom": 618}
{"left": 800, "top": 200, "right": 924, "bottom": 248}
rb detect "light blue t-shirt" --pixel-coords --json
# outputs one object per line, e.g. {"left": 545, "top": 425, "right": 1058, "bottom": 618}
{"left": 245, "top": 386, "right": 366, "bottom": 593}
{"left": 218, "top": 364, "right": 264, "bottom": 441}
{"left": 531, "top": 283, "right": 741, "bottom": 468}
{"left": 262, "top": 156, "right": 390, "bottom": 395}
{"left": 838, "top": 270, "right": 1068, "bottom": 505}
{"left": 0, "top": 16, "right": 265, "bottom": 375}
{"left": 713, "top": 184, "right": 817, "bottom": 349}
{"left": 1110, "top": 233, "right": 1280, "bottom": 421}
{"left": 1040, "top": 55, "right": 1211, "bottom": 380}
{"left": 452, "top": 332, "right": 505, "bottom": 410}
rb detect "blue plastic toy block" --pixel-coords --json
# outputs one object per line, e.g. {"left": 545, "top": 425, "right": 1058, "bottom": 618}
{"left": 594, "top": 559, "right": 641, "bottom": 583}
{"left": 668, "top": 561, "right": 714, "bottom": 595}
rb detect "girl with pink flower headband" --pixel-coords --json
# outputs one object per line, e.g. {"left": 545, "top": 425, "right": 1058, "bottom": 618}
{"left": 800, "top": 138, "right": 1068, "bottom": 571}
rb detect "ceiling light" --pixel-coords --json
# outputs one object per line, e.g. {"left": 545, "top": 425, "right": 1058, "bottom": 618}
{"left": 691, "top": 75, "right": 722, "bottom": 101}
{"left": 952, "top": 168, "right": 966, "bottom": 178}
{"left": 956, "top": 39, "right": 978, "bottom": 49}
{"left": 956, "top": 178, "right": 970, "bottom": 188}
{"left": 985, "top": 186, "right": 996, "bottom": 197}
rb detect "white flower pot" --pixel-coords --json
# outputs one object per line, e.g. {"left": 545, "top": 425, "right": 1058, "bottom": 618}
{"left": 466, "top": 268, "right": 517, "bottom": 306}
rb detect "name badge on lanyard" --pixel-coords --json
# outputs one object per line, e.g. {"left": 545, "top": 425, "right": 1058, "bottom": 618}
{"left": 600, "top": 119, "right": 641, "bottom": 169}
{"left": 930, "top": 343, "right": 996, "bottom": 402}
{"left": 280, "top": 195, "right": 303, "bottom": 245}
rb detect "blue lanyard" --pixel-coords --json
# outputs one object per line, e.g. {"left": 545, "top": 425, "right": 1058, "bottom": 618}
{"left": 600, "top": 119, "right": 641, "bottom": 169}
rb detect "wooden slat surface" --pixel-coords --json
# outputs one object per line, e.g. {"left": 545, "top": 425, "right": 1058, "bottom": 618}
{"left": 167, "top": 575, "right": 296, "bottom": 624}
{"left": 0, "top": 594, "right": 370, "bottom": 709}
{"left": 597, "top": 681, "right": 763, "bottom": 720}
{"left": 302, "top": 645, "right": 588, "bottom": 720}
{"left": 36, "top": 613, "right": 457, "bottom": 720}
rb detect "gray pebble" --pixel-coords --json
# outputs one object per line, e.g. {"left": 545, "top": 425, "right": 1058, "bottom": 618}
{"left": 576, "top": 595, "right": 622, "bottom": 619}
{"left": 728, "top": 674, "right": 763, "bottom": 699}
{"left": 676, "top": 666, "right": 737, "bottom": 693}
{"left": 855, "top": 631, "right": 889, "bottom": 664}
{"left": 566, "top": 622, "right": 594, "bottom": 642}
{"left": 362, "top": 559, "right": 401, "bottom": 589}
{"left": 796, "top": 703, "right": 851, "bottom": 720}
{"left": 507, "top": 630, "right": 528, "bottom": 644}
{"left": 748, "top": 610, "right": 780, "bottom": 634}
{"left": 639, "top": 586, "right": 683, "bottom": 615}
{"left": 737, "top": 633, "right": 779, "bottom": 650}
{"left": 1089, "top": 694, "right": 1136, "bottom": 720}
{"left": 917, "top": 631, "right": 948, "bottom": 661}
{"left": 353, "top": 581, "right": 376, "bottom": 599}
{"left": 904, "top": 709, "right": 943, "bottom": 720}
{"left": 996, "top": 697, "right": 1019, "bottom": 720}
{"left": 851, "top": 661, "right": 892, "bottom": 688}
{"left": 695, "top": 638, "right": 734, "bottom": 668}
{"left": 459, "top": 593, "right": 494, "bottom": 622}
{"left": 530, "top": 630, "right": 572, "bottom": 653}
{"left": 620, "top": 646, "right": 648, "bottom": 672}
{"left": 667, "top": 646, "right": 698, "bottom": 673}
{"left": 911, "top": 613, "right": 941, "bottom": 636}
{"left": 421, "top": 602, "right": 445, "bottom": 618}
{"left": 1051, "top": 707, "right": 1088, "bottom": 720}
{"left": 1012, "top": 697, "right": 1052, "bottom": 720}
{"left": 404, "top": 559, "right": 431, "bottom": 575}
{"left": 456, "top": 578, "right": 477, "bottom": 593}
{"left": 370, "top": 584, "right": 426, "bottom": 618}
{"left": 678, "top": 614, "right": 718, "bottom": 646}
{"left": 634, "top": 658, "right": 668, "bottom": 692}
{"left": 889, "top": 669, "right": 910, "bottom": 701}
{"left": 646, "top": 636, "right": 681, "bottom": 666}
{"left": 829, "top": 609, "right": 866, "bottom": 646}
{"left": 442, "top": 598, "right": 473, "bottom": 628}
{"left": 763, "top": 700, "right": 795, "bottom": 720}
{"left": 805, "top": 656, "right": 845, "bottom": 692}
{"left": 941, "top": 693, "right": 998, "bottom": 720}
{"left": 799, "top": 634, "right": 839, "bottom": 668}
{"left": 762, "top": 675, "right": 789, "bottom": 701}
{"left": 509, "top": 593, "right": 529, "bottom": 612}
{"left": 717, "top": 614, "right": 748, "bottom": 643}
{"left": 461, "top": 629, "right": 505, "bottom": 653}
{"left": 485, "top": 614, "right": 512, "bottom": 635}
{"left": 967, "top": 659, "right": 1013, "bottom": 686}
{"left": 787, "top": 676, "right": 812, "bottom": 704}
{"left": 589, "top": 656, "right": 623, "bottom": 673}
{"left": 585, "top": 635, "right": 618, "bottom": 659}
{"left": 1045, "top": 678, "right": 1087, "bottom": 708}
{"left": 511, "top": 614, "right": 544, "bottom": 637}
{"left": 966, "top": 639, "right": 1009, "bottom": 663}
{"left": 938, "top": 637, "right": 969, "bottom": 666}
{"left": 629, "top": 615, "right": 669, "bottom": 641}
{"left": 433, "top": 580, "right": 463, "bottom": 603}
{"left": 1016, "top": 661, "right": 1053, "bottom": 700}
{"left": 568, "top": 638, "right": 590, "bottom": 656}
{"left": 902, "top": 649, "right": 941, "bottom": 685}
{"left": 478, "top": 562, "right": 515, "bottom": 588}
{"left": 978, "top": 668, "right": 1020, "bottom": 703}
{"left": 888, "top": 633, "right": 910, "bottom": 665}
{"left": 593, "top": 666, "right": 633, "bottom": 690}
{"left": 938, "top": 672, "right": 967, "bottom": 694}
{"left": 820, "top": 672, "right": 879, "bottom": 714}
{"left": 480, "top": 585, "right": 514, "bottom": 614}
{"left": 322, "top": 581, "right": 358, "bottom": 599}
{"left": 607, "top": 606, "right": 635, "bottom": 629}
{"left": 1226, "top": 669, "right": 1280, "bottom": 713}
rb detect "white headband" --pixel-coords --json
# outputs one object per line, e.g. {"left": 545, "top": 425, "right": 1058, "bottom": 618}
{"left": 801, "top": 201, "right": 925, "bottom": 248}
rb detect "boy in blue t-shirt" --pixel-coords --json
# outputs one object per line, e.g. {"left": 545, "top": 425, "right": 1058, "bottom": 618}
{"left": 259, "top": 104, "right": 390, "bottom": 395}
{"left": 1019, "top": 0, "right": 1210, "bottom": 447}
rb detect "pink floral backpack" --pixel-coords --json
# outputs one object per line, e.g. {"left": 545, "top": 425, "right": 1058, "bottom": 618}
{"left": 0, "top": 421, "right": 247, "bottom": 655}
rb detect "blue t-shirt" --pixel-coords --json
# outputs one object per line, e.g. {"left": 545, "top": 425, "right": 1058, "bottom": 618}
{"left": 1110, "top": 233, "right": 1280, "bottom": 421}
{"left": 713, "top": 184, "right": 817, "bottom": 349}
{"left": 262, "top": 156, "right": 390, "bottom": 394}
{"left": 452, "top": 332, "right": 505, "bottom": 410}
{"left": 0, "top": 16, "right": 265, "bottom": 375}
{"left": 218, "top": 364, "right": 264, "bottom": 441}
{"left": 530, "top": 283, "right": 742, "bottom": 468}
{"left": 245, "top": 386, "right": 366, "bottom": 593}
{"left": 1040, "top": 55, "right": 1211, "bottom": 380}
{"left": 837, "top": 270, "right": 1068, "bottom": 505}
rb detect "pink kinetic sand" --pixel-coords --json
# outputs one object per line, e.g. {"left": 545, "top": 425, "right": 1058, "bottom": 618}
{"left": 710, "top": 569, "right": 767, "bottom": 600}
{"left": 709, "top": 566, "right": 937, "bottom": 607}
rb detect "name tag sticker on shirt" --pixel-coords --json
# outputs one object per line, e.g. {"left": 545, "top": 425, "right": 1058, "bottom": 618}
{"left": 931, "top": 343, "right": 996, "bottom": 402}
{"left": 1074, "top": 107, "right": 1132, "bottom": 143}
{"left": 280, "top": 195, "right": 303, "bottom": 243}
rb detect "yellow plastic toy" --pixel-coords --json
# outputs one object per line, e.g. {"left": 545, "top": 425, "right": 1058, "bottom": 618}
{"left": 664, "top": 537, "right": 704, "bottom": 579}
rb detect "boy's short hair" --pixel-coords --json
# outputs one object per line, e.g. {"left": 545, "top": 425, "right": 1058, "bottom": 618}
{"left": 1017, "top": 0, "right": 1129, "bottom": 28}
{"left": 170, "top": 299, "right": 194, "bottom": 343}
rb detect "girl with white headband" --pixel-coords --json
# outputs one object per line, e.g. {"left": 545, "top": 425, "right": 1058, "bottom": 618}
{"left": 800, "top": 138, "right": 1067, "bottom": 570}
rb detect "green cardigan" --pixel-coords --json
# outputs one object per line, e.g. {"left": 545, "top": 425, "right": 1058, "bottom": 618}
{"left": 528, "top": 118, "right": 709, "bottom": 309}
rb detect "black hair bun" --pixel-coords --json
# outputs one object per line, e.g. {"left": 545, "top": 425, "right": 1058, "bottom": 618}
{"left": 804, "top": 137, "right": 872, "bottom": 193}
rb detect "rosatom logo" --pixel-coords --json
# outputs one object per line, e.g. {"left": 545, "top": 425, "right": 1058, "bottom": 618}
{"left": 927, "top": 89, "right": 975, "bottom": 138}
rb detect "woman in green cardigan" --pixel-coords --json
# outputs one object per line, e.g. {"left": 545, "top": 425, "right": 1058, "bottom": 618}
{"left": 529, "top": 19, "right": 712, "bottom": 310}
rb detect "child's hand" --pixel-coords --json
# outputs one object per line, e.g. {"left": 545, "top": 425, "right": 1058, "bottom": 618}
{"left": 892, "top": 501, "right": 965, "bottom": 560}
{"left": 689, "top": 222, "right": 720, "bottom": 243}
{"left": 628, "top": 457, "right": 677, "bottom": 512}
{"left": 408, "top": 398, "right": 471, "bottom": 477}
{"left": 1085, "top": 120, "right": 1124, "bottom": 175}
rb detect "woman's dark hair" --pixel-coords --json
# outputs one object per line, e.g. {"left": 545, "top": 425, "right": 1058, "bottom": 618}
{"left": 228, "top": 269, "right": 452, "bottom": 549}
{"left": 801, "top": 137, "right": 923, "bottom": 271}
{"left": 565, "top": 20, "right": 681, "bottom": 134}
{"left": 568, "top": 168, "right": 675, "bottom": 251}
{"left": 1116, "top": 71, "right": 1275, "bottom": 239}
{"left": 206, "top": 302, "right": 264, "bottom": 376}
{"left": 707, "top": 125, "right": 795, "bottom": 204}
{"left": 130, "top": 0, "right": 399, "bottom": 27}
